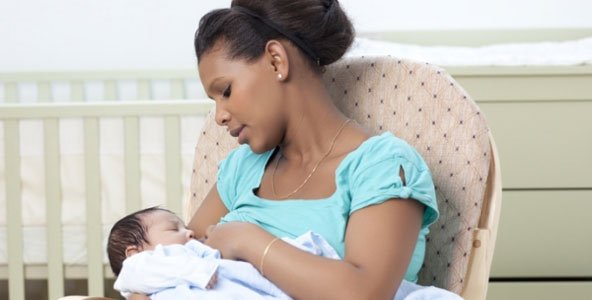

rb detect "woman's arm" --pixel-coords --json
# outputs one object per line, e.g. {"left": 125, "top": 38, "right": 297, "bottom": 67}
{"left": 206, "top": 198, "right": 424, "bottom": 300}
{"left": 187, "top": 183, "right": 229, "bottom": 239}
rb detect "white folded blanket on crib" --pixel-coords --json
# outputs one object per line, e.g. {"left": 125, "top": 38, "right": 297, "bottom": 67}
{"left": 115, "top": 231, "right": 462, "bottom": 299}
{"left": 346, "top": 36, "right": 592, "bottom": 66}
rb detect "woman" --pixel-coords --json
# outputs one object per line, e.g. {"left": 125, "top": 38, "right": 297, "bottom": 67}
{"left": 134, "top": 0, "right": 438, "bottom": 299}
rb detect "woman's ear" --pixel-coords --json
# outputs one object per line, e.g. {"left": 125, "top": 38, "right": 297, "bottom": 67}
{"left": 265, "top": 40, "right": 290, "bottom": 81}
{"left": 125, "top": 245, "right": 141, "bottom": 258}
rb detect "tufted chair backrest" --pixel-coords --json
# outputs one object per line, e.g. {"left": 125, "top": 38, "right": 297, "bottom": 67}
{"left": 187, "top": 56, "right": 502, "bottom": 299}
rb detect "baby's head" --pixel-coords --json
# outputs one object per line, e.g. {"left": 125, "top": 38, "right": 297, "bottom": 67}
{"left": 107, "top": 207, "right": 195, "bottom": 275}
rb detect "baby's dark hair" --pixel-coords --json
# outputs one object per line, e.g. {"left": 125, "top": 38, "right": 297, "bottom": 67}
{"left": 194, "top": 0, "right": 354, "bottom": 72}
{"left": 107, "top": 206, "right": 172, "bottom": 276}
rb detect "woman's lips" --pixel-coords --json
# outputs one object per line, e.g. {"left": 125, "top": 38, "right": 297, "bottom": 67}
{"left": 229, "top": 125, "right": 244, "bottom": 138}
{"left": 237, "top": 128, "right": 247, "bottom": 144}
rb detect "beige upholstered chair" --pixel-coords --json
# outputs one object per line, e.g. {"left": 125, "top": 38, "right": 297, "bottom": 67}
{"left": 187, "top": 55, "right": 502, "bottom": 300}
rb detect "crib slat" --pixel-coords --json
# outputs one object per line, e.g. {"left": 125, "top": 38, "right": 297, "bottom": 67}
{"left": 84, "top": 117, "right": 105, "bottom": 296}
{"left": 170, "top": 79, "right": 185, "bottom": 99}
{"left": 37, "top": 82, "right": 52, "bottom": 102}
{"left": 5, "top": 120, "right": 25, "bottom": 300}
{"left": 164, "top": 116, "right": 182, "bottom": 215}
{"left": 137, "top": 79, "right": 152, "bottom": 100}
{"left": 124, "top": 116, "right": 141, "bottom": 213}
{"left": 104, "top": 80, "right": 118, "bottom": 101}
{"left": 44, "top": 118, "right": 65, "bottom": 298}
{"left": 4, "top": 82, "right": 18, "bottom": 103}
{"left": 70, "top": 81, "right": 86, "bottom": 102}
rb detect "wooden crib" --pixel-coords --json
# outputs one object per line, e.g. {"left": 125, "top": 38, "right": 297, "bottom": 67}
{"left": 0, "top": 70, "right": 213, "bottom": 300}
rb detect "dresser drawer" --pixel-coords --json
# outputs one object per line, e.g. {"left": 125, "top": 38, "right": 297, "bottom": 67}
{"left": 488, "top": 281, "right": 592, "bottom": 300}
{"left": 490, "top": 190, "right": 592, "bottom": 277}
{"left": 479, "top": 101, "right": 592, "bottom": 189}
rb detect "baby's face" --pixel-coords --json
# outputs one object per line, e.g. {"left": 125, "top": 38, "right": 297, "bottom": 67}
{"left": 143, "top": 210, "right": 194, "bottom": 250}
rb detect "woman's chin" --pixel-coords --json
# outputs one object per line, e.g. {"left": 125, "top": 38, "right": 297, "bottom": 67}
{"left": 248, "top": 141, "right": 274, "bottom": 154}
{"left": 248, "top": 144, "right": 265, "bottom": 154}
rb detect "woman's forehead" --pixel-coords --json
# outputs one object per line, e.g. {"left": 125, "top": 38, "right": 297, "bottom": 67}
{"left": 199, "top": 48, "right": 246, "bottom": 77}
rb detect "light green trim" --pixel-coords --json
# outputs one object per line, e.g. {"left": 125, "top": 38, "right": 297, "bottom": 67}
{"left": 171, "top": 79, "right": 185, "bottom": 99}
{"left": 488, "top": 281, "right": 592, "bottom": 300}
{"left": 70, "top": 81, "right": 85, "bottom": 102}
{"left": 491, "top": 190, "right": 592, "bottom": 277}
{"left": 44, "top": 118, "right": 64, "bottom": 299}
{"left": 84, "top": 118, "right": 104, "bottom": 296}
{"left": 361, "top": 28, "right": 592, "bottom": 46}
{"left": 4, "top": 82, "right": 18, "bottom": 103}
{"left": 137, "top": 79, "right": 152, "bottom": 100}
{"left": 124, "top": 117, "right": 141, "bottom": 214}
{"left": 0, "top": 100, "right": 213, "bottom": 119}
{"left": 37, "top": 82, "right": 52, "bottom": 103}
{"left": 5, "top": 120, "right": 25, "bottom": 300}
{"left": 0, "top": 70, "right": 198, "bottom": 81}
{"left": 104, "top": 80, "right": 118, "bottom": 101}
{"left": 165, "top": 116, "right": 182, "bottom": 216}
{"left": 461, "top": 76, "right": 592, "bottom": 102}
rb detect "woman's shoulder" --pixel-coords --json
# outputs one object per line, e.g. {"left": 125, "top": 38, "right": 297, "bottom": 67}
{"left": 342, "top": 132, "right": 429, "bottom": 172}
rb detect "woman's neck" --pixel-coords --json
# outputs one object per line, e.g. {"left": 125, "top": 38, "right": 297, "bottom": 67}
{"left": 278, "top": 74, "right": 350, "bottom": 167}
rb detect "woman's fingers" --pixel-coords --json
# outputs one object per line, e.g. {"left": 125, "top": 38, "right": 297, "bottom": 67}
{"left": 127, "top": 293, "right": 149, "bottom": 300}
{"left": 206, "top": 271, "right": 218, "bottom": 289}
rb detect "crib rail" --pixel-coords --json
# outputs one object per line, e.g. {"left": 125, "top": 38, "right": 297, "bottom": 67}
{"left": 0, "top": 70, "right": 206, "bottom": 103}
{"left": 1, "top": 100, "right": 212, "bottom": 299}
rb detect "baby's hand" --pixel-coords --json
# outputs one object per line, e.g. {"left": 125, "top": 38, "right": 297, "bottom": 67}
{"left": 206, "top": 271, "right": 218, "bottom": 289}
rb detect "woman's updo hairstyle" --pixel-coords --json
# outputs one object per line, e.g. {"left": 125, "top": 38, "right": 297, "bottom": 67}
{"left": 194, "top": 0, "right": 354, "bottom": 72}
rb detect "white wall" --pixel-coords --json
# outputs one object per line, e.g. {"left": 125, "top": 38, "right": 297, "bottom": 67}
{"left": 0, "top": 0, "right": 590, "bottom": 71}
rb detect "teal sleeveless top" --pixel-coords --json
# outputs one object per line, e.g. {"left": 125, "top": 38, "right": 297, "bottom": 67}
{"left": 216, "top": 132, "right": 438, "bottom": 282}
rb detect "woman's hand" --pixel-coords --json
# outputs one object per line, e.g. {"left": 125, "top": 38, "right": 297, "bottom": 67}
{"left": 203, "top": 222, "right": 263, "bottom": 260}
{"left": 127, "top": 293, "right": 149, "bottom": 300}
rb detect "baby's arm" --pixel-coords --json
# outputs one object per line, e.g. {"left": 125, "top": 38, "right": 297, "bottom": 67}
{"left": 114, "top": 243, "right": 219, "bottom": 297}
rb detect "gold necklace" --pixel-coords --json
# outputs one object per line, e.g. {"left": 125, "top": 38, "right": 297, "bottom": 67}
{"left": 271, "top": 118, "right": 352, "bottom": 199}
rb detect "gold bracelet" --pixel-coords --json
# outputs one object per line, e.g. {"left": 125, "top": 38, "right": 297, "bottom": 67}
{"left": 259, "top": 237, "right": 280, "bottom": 276}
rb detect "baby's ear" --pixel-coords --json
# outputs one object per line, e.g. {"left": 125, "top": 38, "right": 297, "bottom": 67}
{"left": 125, "top": 245, "right": 141, "bottom": 258}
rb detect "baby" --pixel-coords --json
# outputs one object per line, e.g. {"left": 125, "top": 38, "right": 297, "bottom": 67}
{"left": 107, "top": 207, "right": 462, "bottom": 300}
{"left": 107, "top": 207, "right": 335, "bottom": 299}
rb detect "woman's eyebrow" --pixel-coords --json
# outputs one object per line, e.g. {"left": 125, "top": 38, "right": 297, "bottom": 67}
{"left": 206, "top": 77, "right": 225, "bottom": 96}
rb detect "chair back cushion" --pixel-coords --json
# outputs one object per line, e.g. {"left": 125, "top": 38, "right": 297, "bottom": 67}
{"left": 187, "top": 56, "right": 491, "bottom": 294}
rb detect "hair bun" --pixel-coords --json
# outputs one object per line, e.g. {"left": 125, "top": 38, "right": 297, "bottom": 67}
{"left": 195, "top": 0, "right": 354, "bottom": 71}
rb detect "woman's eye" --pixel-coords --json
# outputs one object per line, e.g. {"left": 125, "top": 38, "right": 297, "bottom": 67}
{"left": 222, "top": 85, "right": 231, "bottom": 98}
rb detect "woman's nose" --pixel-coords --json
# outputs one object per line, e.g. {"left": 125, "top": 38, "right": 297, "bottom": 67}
{"left": 215, "top": 106, "right": 230, "bottom": 126}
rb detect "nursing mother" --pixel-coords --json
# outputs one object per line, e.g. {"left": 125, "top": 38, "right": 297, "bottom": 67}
{"left": 188, "top": 1, "right": 439, "bottom": 299}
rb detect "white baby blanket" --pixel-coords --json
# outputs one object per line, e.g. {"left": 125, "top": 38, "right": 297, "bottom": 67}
{"left": 114, "top": 231, "right": 462, "bottom": 299}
